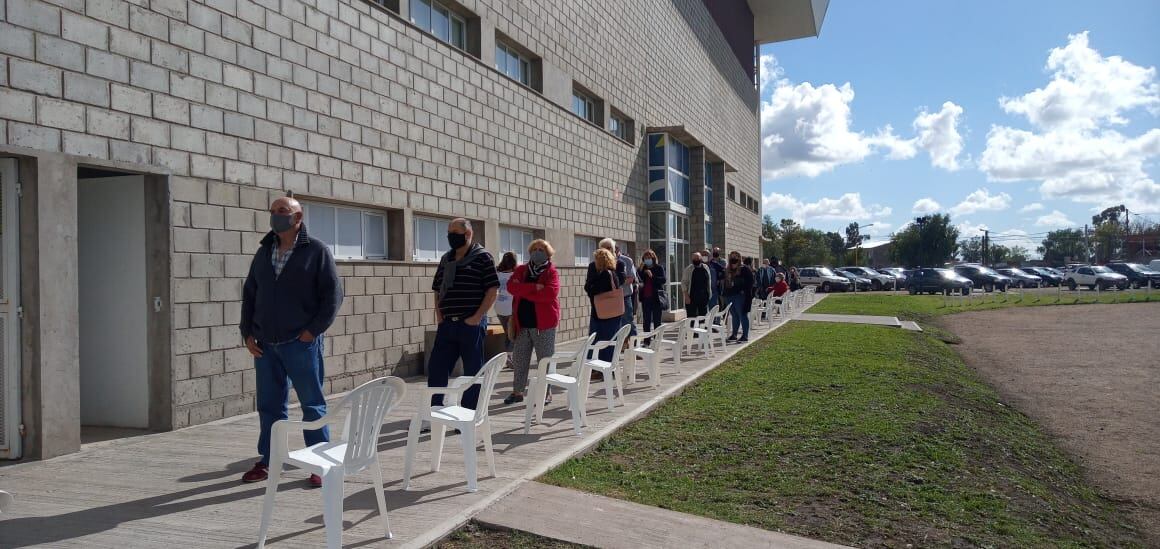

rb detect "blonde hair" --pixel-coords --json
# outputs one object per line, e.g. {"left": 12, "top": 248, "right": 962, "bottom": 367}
{"left": 593, "top": 248, "right": 616, "bottom": 271}
{"left": 528, "top": 238, "right": 555, "bottom": 257}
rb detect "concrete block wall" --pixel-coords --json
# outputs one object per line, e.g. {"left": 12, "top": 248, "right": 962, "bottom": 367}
{"left": 2, "top": 0, "right": 762, "bottom": 427}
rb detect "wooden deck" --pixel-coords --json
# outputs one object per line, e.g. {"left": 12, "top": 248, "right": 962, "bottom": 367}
{"left": 0, "top": 302, "right": 816, "bottom": 548}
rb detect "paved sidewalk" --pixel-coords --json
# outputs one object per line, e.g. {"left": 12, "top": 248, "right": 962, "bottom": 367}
{"left": 477, "top": 482, "right": 851, "bottom": 549}
{"left": 0, "top": 297, "right": 821, "bottom": 548}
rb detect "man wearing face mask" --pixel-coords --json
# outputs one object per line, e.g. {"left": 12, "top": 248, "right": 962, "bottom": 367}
{"left": 429, "top": 218, "right": 500, "bottom": 411}
{"left": 682, "top": 252, "right": 712, "bottom": 317}
{"left": 239, "top": 196, "right": 343, "bottom": 486}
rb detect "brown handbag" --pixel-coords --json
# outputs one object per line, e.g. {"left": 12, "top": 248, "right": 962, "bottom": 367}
{"left": 594, "top": 270, "right": 625, "bottom": 320}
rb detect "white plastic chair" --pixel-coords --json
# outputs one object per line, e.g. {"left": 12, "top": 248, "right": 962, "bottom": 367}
{"left": 749, "top": 297, "right": 768, "bottom": 327}
{"left": 657, "top": 318, "right": 690, "bottom": 373}
{"left": 257, "top": 376, "right": 407, "bottom": 549}
{"left": 586, "top": 324, "right": 633, "bottom": 410}
{"left": 689, "top": 305, "right": 717, "bottom": 357}
{"left": 403, "top": 352, "right": 506, "bottom": 493}
{"left": 524, "top": 334, "right": 598, "bottom": 436}
{"left": 627, "top": 324, "right": 668, "bottom": 388}
{"left": 707, "top": 302, "right": 731, "bottom": 353}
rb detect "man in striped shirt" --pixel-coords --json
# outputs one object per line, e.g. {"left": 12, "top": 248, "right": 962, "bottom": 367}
{"left": 429, "top": 218, "right": 500, "bottom": 410}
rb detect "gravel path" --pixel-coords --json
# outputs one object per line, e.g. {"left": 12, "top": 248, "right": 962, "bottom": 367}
{"left": 942, "top": 303, "right": 1160, "bottom": 543}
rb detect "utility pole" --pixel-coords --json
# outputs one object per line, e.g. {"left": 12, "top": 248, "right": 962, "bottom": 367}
{"left": 1083, "top": 224, "right": 1091, "bottom": 263}
{"left": 982, "top": 229, "right": 989, "bottom": 266}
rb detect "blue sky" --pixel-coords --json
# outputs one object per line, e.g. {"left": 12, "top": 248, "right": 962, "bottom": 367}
{"left": 758, "top": 0, "right": 1160, "bottom": 254}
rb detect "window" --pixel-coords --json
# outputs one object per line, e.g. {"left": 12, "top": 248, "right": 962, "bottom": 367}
{"left": 646, "top": 133, "right": 691, "bottom": 211}
{"left": 413, "top": 215, "right": 451, "bottom": 262}
{"left": 704, "top": 167, "right": 714, "bottom": 216}
{"left": 368, "top": 0, "right": 399, "bottom": 12}
{"left": 704, "top": 221, "right": 712, "bottom": 248}
{"left": 727, "top": 183, "right": 736, "bottom": 202}
{"left": 495, "top": 41, "right": 530, "bottom": 86}
{"left": 572, "top": 88, "right": 598, "bottom": 124}
{"left": 574, "top": 235, "right": 598, "bottom": 267}
{"left": 609, "top": 111, "right": 632, "bottom": 143}
{"left": 410, "top": 0, "right": 466, "bottom": 50}
{"left": 500, "top": 226, "right": 535, "bottom": 262}
{"left": 302, "top": 202, "right": 387, "bottom": 260}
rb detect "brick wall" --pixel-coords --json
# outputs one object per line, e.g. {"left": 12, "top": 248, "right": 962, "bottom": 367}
{"left": 1, "top": 0, "right": 762, "bottom": 427}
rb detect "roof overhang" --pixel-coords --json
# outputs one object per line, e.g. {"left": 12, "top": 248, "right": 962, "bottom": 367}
{"left": 646, "top": 125, "right": 738, "bottom": 172}
{"left": 749, "top": 0, "right": 829, "bottom": 44}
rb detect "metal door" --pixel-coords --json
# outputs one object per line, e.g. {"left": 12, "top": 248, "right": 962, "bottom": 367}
{"left": 0, "top": 158, "right": 21, "bottom": 459}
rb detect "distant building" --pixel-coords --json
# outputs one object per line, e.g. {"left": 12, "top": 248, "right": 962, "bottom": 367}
{"left": 849, "top": 240, "right": 893, "bottom": 267}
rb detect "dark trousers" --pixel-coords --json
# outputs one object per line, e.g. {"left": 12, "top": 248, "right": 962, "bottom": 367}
{"left": 622, "top": 295, "right": 637, "bottom": 336}
{"left": 641, "top": 300, "right": 663, "bottom": 333}
{"left": 428, "top": 317, "right": 487, "bottom": 409}
{"left": 686, "top": 301, "right": 707, "bottom": 318}
{"left": 589, "top": 316, "right": 622, "bottom": 362}
{"left": 255, "top": 337, "right": 328, "bottom": 465}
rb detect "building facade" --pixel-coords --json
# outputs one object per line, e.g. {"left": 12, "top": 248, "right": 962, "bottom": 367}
{"left": 0, "top": 0, "right": 826, "bottom": 458}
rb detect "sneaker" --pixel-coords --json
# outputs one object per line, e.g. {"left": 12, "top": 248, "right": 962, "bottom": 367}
{"left": 503, "top": 393, "right": 525, "bottom": 405}
{"left": 308, "top": 474, "right": 322, "bottom": 488}
{"left": 241, "top": 462, "right": 269, "bottom": 483}
{"left": 726, "top": 336, "right": 738, "bottom": 342}
{"left": 738, "top": 338, "right": 749, "bottom": 343}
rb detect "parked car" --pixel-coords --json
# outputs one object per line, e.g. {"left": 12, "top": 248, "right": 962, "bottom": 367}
{"left": 1150, "top": 259, "right": 1160, "bottom": 272}
{"left": 997, "top": 268, "right": 1043, "bottom": 288}
{"left": 878, "top": 267, "right": 908, "bottom": 288}
{"left": 1064, "top": 265, "right": 1129, "bottom": 290}
{"left": 835, "top": 269, "right": 874, "bottom": 291}
{"left": 1021, "top": 267, "right": 1063, "bottom": 286}
{"left": 798, "top": 267, "right": 852, "bottom": 293}
{"left": 1105, "top": 262, "right": 1160, "bottom": 289}
{"left": 953, "top": 264, "right": 1015, "bottom": 292}
{"left": 907, "top": 268, "right": 972, "bottom": 295}
{"left": 840, "top": 266, "right": 895, "bottom": 290}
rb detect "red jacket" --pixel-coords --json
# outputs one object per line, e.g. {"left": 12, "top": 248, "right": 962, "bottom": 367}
{"left": 507, "top": 262, "right": 561, "bottom": 336}
{"left": 769, "top": 280, "right": 790, "bottom": 297}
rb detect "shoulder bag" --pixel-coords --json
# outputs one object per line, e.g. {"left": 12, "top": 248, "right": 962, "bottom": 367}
{"left": 594, "top": 270, "right": 625, "bottom": 320}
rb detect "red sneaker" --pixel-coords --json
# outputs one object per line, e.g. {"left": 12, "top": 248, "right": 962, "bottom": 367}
{"left": 241, "top": 462, "right": 268, "bottom": 483}
{"left": 309, "top": 474, "right": 323, "bottom": 488}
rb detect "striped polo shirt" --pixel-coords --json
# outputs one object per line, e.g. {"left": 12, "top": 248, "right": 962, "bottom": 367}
{"left": 431, "top": 247, "right": 500, "bottom": 319}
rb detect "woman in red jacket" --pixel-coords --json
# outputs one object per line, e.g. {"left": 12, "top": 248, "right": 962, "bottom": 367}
{"left": 503, "top": 239, "right": 561, "bottom": 404}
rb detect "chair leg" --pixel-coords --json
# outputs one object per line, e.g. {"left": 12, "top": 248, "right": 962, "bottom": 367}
{"left": 567, "top": 387, "right": 582, "bottom": 435}
{"left": 460, "top": 424, "right": 479, "bottom": 492}
{"left": 481, "top": 419, "right": 496, "bottom": 478}
{"left": 602, "top": 370, "right": 615, "bottom": 411}
{"left": 534, "top": 380, "right": 549, "bottom": 425}
{"left": 613, "top": 365, "right": 624, "bottom": 405}
{"left": 370, "top": 459, "right": 393, "bottom": 540}
{"left": 402, "top": 415, "right": 421, "bottom": 489}
{"left": 321, "top": 468, "right": 344, "bottom": 549}
{"left": 523, "top": 377, "right": 538, "bottom": 435}
{"left": 256, "top": 456, "right": 282, "bottom": 549}
{"left": 431, "top": 424, "right": 447, "bottom": 473}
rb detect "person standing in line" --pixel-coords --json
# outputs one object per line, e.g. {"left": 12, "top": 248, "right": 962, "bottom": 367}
{"left": 757, "top": 259, "right": 775, "bottom": 299}
{"left": 724, "top": 251, "right": 754, "bottom": 343}
{"left": 585, "top": 247, "right": 626, "bottom": 362}
{"left": 708, "top": 248, "right": 726, "bottom": 314}
{"left": 240, "top": 196, "right": 343, "bottom": 486}
{"left": 503, "top": 240, "right": 560, "bottom": 405}
{"left": 429, "top": 218, "right": 499, "bottom": 410}
{"left": 637, "top": 248, "right": 667, "bottom": 335}
{"left": 682, "top": 252, "right": 712, "bottom": 317}
{"left": 788, "top": 266, "right": 802, "bottom": 291}
{"left": 495, "top": 251, "right": 518, "bottom": 341}
{"left": 614, "top": 244, "right": 638, "bottom": 338}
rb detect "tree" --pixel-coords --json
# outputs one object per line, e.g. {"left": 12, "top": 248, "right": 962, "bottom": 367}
{"left": 959, "top": 237, "right": 984, "bottom": 262}
{"left": 825, "top": 232, "right": 846, "bottom": 265}
{"left": 761, "top": 215, "right": 780, "bottom": 260}
{"left": 1037, "top": 228, "right": 1088, "bottom": 265}
{"left": 1006, "top": 246, "right": 1030, "bottom": 266}
{"left": 844, "top": 222, "right": 861, "bottom": 249}
{"left": 779, "top": 218, "right": 808, "bottom": 266}
{"left": 890, "top": 214, "right": 959, "bottom": 267}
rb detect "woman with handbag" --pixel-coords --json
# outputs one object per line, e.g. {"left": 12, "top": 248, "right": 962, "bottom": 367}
{"left": 585, "top": 247, "right": 626, "bottom": 362}
{"left": 637, "top": 249, "right": 667, "bottom": 336}
{"left": 502, "top": 240, "right": 560, "bottom": 405}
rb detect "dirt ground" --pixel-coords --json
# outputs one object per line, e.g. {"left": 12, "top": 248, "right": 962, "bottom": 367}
{"left": 941, "top": 303, "right": 1160, "bottom": 542}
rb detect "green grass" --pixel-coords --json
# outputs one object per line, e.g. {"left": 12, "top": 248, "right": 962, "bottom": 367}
{"left": 439, "top": 522, "right": 589, "bottom": 548}
{"left": 540, "top": 322, "right": 1144, "bottom": 548}
{"left": 808, "top": 290, "right": 1158, "bottom": 323}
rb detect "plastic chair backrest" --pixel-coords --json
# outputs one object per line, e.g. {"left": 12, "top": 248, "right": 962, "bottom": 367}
{"left": 606, "top": 323, "right": 633, "bottom": 366}
{"left": 341, "top": 376, "right": 406, "bottom": 469}
{"left": 562, "top": 334, "right": 597, "bottom": 376}
{"left": 472, "top": 352, "right": 509, "bottom": 426}
{"left": 647, "top": 324, "right": 668, "bottom": 351}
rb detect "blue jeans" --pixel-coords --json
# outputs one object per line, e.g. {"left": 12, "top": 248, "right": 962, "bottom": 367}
{"left": 255, "top": 337, "right": 328, "bottom": 466}
{"left": 428, "top": 317, "right": 487, "bottom": 409}
{"left": 589, "top": 316, "right": 622, "bottom": 362}
{"left": 622, "top": 295, "right": 637, "bottom": 336}
{"left": 729, "top": 294, "right": 749, "bottom": 340}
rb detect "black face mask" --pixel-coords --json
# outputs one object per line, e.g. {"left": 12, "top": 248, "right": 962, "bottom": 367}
{"left": 693, "top": 259, "right": 702, "bottom": 265}
{"left": 447, "top": 232, "right": 468, "bottom": 250}
{"left": 712, "top": 252, "right": 720, "bottom": 259}
{"left": 729, "top": 257, "right": 740, "bottom": 264}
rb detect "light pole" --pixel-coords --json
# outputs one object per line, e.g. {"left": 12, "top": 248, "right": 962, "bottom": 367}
{"left": 854, "top": 223, "right": 874, "bottom": 266}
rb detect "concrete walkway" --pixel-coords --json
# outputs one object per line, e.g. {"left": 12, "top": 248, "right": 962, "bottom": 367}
{"left": 796, "top": 313, "right": 923, "bottom": 332}
{"left": 0, "top": 297, "right": 822, "bottom": 548}
{"left": 477, "top": 482, "right": 851, "bottom": 549}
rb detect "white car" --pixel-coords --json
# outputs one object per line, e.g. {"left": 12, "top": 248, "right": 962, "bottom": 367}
{"left": 798, "top": 267, "right": 852, "bottom": 293}
{"left": 840, "top": 266, "right": 896, "bottom": 290}
{"left": 1065, "top": 265, "right": 1129, "bottom": 291}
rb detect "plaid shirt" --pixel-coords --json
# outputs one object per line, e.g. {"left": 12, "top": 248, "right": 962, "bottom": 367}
{"left": 271, "top": 242, "right": 294, "bottom": 279}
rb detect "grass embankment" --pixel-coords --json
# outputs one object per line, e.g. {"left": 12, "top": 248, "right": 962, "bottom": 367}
{"left": 808, "top": 291, "right": 1157, "bottom": 324}
{"left": 540, "top": 322, "right": 1144, "bottom": 547}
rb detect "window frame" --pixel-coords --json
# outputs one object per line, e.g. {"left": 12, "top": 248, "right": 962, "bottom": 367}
{"left": 410, "top": 0, "right": 467, "bottom": 52}
{"left": 412, "top": 215, "right": 452, "bottom": 262}
{"left": 499, "top": 225, "right": 536, "bottom": 263}
{"left": 573, "top": 235, "right": 598, "bottom": 267}
{"left": 495, "top": 41, "right": 531, "bottom": 87}
{"left": 301, "top": 201, "right": 389, "bottom": 261}
{"left": 609, "top": 111, "right": 632, "bottom": 143}
{"left": 572, "top": 89, "right": 597, "bottom": 125}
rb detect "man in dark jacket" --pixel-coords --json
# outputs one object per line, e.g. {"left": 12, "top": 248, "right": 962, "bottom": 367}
{"left": 239, "top": 196, "right": 343, "bottom": 486}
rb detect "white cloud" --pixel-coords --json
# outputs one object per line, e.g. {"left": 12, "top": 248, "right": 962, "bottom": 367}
{"left": 1019, "top": 203, "right": 1045, "bottom": 213}
{"left": 913, "top": 102, "right": 966, "bottom": 170}
{"left": 762, "top": 191, "right": 891, "bottom": 223}
{"left": 1035, "top": 210, "right": 1076, "bottom": 228}
{"left": 979, "top": 32, "right": 1160, "bottom": 212}
{"left": 759, "top": 54, "right": 964, "bottom": 179}
{"left": 912, "top": 197, "right": 942, "bottom": 214}
{"left": 956, "top": 220, "right": 990, "bottom": 238}
{"left": 949, "top": 188, "right": 1013, "bottom": 216}
{"left": 990, "top": 229, "right": 1043, "bottom": 257}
